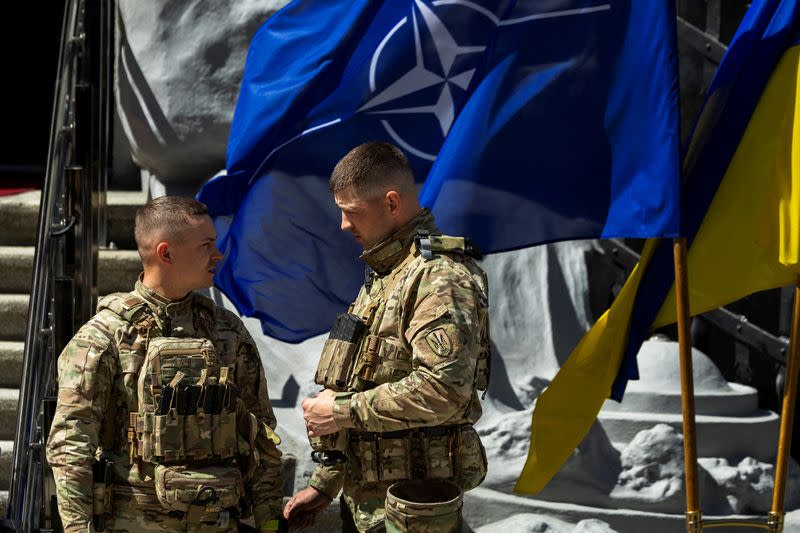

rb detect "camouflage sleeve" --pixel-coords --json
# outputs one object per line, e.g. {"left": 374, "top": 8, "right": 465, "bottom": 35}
{"left": 308, "top": 463, "right": 345, "bottom": 499}
{"left": 234, "top": 327, "right": 284, "bottom": 526}
{"left": 45, "top": 322, "right": 117, "bottom": 533}
{"left": 333, "top": 261, "right": 483, "bottom": 432}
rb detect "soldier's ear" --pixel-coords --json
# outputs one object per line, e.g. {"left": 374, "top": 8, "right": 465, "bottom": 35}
{"left": 385, "top": 190, "right": 401, "bottom": 214}
{"left": 156, "top": 242, "right": 171, "bottom": 263}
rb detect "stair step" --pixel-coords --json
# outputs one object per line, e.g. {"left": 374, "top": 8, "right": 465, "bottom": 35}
{"left": 0, "top": 247, "right": 141, "bottom": 293}
{"left": 0, "top": 295, "right": 27, "bottom": 341}
{"left": 0, "top": 389, "right": 18, "bottom": 441}
{"left": 0, "top": 190, "right": 146, "bottom": 247}
{"left": 0, "top": 342, "right": 23, "bottom": 388}
{"left": 0, "top": 440, "right": 12, "bottom": 488}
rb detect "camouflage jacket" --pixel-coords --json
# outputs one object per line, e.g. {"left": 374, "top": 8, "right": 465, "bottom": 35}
{"left": 45, "top": 279, "right": 283, "bottom": 532}
{"left": 309, "top": 210, "right": 489, "bottom": 531}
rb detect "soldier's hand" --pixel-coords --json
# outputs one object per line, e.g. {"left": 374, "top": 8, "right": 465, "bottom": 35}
{"left": 283, "top": 486, "right": 332, "bottom": 529}
{"left": 302, "top": 389, "right": 339, "bottom": 437}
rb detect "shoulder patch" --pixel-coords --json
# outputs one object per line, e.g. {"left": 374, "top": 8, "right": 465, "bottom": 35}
{"left": 425, "top": 328, "right": 452, "bottom": 357}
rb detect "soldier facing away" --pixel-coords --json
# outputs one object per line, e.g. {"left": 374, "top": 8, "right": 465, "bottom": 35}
{"left": 284, "top": 142, "right": 490, "bottom": 532}
{"left": 46, "top": 196, "right": 284, "bottom": 533}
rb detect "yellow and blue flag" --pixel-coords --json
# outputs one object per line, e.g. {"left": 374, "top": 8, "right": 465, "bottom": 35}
{"left": 517, "top": 0, "right": 800, "bottom": 494}
{"left": 197, "top": 1, "right": 681, "bottom": 342}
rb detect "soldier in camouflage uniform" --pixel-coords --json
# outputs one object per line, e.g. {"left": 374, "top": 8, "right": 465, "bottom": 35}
{"left": 284, "top": 142, "right": 489, "bottom": 532}
{"left": 46, "top": 197, "right": 284, "bottom": 533}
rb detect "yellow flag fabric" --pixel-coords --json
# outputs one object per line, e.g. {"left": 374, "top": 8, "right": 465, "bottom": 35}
{"left": 653, "top": 46, "right": 800, "bottom": 328}
{"left": 515, "top": 240, "right": 658, "bottom": 493}
{"left": 516, "top": 44, "right": 800, "bottom": 495}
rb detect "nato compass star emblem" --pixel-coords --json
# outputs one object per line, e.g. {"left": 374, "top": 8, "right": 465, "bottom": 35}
{"left": 356, "top": 0, "right": 611, "bottom": 162}
{"left": 358, "top": 0, "right": 492, "bottom": 161}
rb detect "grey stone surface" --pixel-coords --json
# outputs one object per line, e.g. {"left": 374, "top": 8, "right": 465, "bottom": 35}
{"left": 0, "top": 247, "right": 141, "bottom": 294}
{"left": 0, "top": 440, "right": 12, "bottom": 488}
{"left": 0, "top": 342, "right": 23, "bottom": 389}
{"left": 0, "top": 191, "right": 145, "bottom": 248}
{"left": 0, "top": 389, "right": 18, "bottom": 441}
{"left": 0, "top": 295, "right": 28, "bottom": 341}
{"left": 116, "top": 0, "right": 289, "bottom": 185}
{"left": 571, "top": 519, "right": 619, "bottom": 533}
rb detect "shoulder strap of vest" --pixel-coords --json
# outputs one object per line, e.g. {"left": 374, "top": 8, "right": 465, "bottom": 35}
{"left": 96, "top": 292, "right": 154, "bottom": 330}
{"left": 414, "top": 230, "right": 482, "bottom": 260}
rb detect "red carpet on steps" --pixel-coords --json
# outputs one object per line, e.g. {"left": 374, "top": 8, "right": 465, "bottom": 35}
{"left": 0, "top": 177, "right": 40, "bottom": 196}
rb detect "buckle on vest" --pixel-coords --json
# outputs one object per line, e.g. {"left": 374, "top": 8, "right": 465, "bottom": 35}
{"left": 415, "top": 230, "right": 433, "bottom": 260}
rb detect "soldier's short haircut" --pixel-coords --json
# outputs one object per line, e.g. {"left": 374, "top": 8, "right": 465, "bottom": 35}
{"left": 134, "top": 196, "right": 209, "bottom": 261}
{"left": 329, "top": 142, "right": 415, "bottom": 198}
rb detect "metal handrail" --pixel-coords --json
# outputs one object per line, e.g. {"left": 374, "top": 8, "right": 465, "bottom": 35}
{"left": 6, "top": 0, "right": 113, "bottom": 530}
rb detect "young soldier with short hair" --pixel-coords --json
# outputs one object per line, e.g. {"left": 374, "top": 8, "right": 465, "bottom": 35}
{"left": 46, "top": 196, "right": 284, "bottom": 533}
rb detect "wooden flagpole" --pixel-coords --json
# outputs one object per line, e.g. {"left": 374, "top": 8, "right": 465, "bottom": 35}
{"left": 674, "top": 237, "right": 702, "bottom": 532}
{"left": 768, "top": 280, "right": 800, "bottom": 533}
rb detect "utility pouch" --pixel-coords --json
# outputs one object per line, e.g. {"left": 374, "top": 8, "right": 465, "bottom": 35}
{"left": 424, "top": 433, "right": 454, "bottom": 480}
{"left": 203, "top": 382, "right": 222, "bottom": 414}
{"left": 177, "top": 385, "right": 201, "bottom": 416}
{"left": 315, "top": 313, "right": 368, "bottom": 391}
{"left": 452, "top": 425, "right": 487, "bottom": 491}
{"left": 153, "top": 464, "right": 244, "bottom": 514}
{"left": 378, "top": 437, "right": 411, "bottom": 482}
{"left": 211, "top": 370, "right": 237, "bottom": 459}
{"left": 185, "top": 370, "right": 214, "bottom": 460}
{"left": 350, "top": 434, "right": 410, "bottom": 483}
{"left": 153, "top": 372, "right": 185, "bottom": 463}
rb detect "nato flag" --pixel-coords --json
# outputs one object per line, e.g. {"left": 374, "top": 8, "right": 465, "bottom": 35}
{"left": 198, "top": 0, "right": 680, "bottom": 342}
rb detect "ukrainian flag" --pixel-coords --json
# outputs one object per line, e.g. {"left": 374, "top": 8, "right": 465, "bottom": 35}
{"left": 517, "top": 0, "right": 800, "bottom": 494}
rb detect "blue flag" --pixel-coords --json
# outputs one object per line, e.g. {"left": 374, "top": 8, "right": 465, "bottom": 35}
{"left": 198, "top": 0, "right": 681, "bottom": 342}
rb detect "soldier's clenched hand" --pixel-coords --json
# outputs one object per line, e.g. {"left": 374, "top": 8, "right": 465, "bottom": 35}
{"left": 302, "top": 388, "right": 339, "bottom": 437}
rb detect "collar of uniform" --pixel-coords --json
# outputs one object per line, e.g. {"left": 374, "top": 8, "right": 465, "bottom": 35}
{"left": 134, "top": 277, "right": 194, "bottom": 316}
{"left": 359, "top": 209, "right": 436, "bottom": 274}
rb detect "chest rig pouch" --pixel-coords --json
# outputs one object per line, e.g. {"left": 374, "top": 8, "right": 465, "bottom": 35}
{"left": 101, "top": 292, "right": 246, "bottom": 519}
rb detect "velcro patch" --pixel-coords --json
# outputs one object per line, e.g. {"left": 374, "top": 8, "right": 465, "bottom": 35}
{"left": 425, "top": 328, "right": 452, "bottom": 357}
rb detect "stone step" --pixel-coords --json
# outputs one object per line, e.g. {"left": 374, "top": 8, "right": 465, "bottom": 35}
{"left": 0, "top": 389, "right": 18, "bottom": 442}
{"left": 597, "top": 409, "right": 780, "bottom": 461}
{"left": 0, "top": 190, "right": 146, "bottom": 247}
{"left": 0, "top": 440, "right": 12, "bottom": 488}
{"left": 0, "top": 295, "right": 27, "bottom": 341}
{"left": 0, "top": 342, "right": 23, "bottom": 389}
{"left": 0, "top": 247, "right": 141, "bottom": 294}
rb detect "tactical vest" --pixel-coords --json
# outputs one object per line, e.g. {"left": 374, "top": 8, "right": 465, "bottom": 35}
{"left": 314, "top": 231, "right": 490, "bottom": 488}
{"left": 97, "top": 291, "right": 278, "bottom": 521}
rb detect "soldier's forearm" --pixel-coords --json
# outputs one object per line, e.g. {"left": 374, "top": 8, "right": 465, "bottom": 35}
{"left": 333, "top": 367, "right": 472, "bottom": 432}
{"left": 309, "top": 464, "right": 344, "bottom": 499}
{"left": 51, "top": 466, "right": 94, "bottom": 532}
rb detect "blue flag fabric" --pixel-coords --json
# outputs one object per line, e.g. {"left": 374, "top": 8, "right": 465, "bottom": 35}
{"left": 610, "top": 0, "right": 800, "bottom": 400}
{"left": 198, "top": 0, "right": 681, "bottom": 342}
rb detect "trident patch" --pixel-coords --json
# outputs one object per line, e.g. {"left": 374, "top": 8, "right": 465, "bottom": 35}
{"left": 425, "top": 328, "right": 452, "bottom": 357}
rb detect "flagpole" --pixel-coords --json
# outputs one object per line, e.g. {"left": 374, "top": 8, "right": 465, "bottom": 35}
{"left": 768, "top": 280, "right": 800, "bottom": 533}
{"left": 674, "top": 237, "right": 702, "bottom": 532}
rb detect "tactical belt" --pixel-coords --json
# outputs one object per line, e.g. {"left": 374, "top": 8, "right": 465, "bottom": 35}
{"left": 111, "top": 485, "right": 240, "bottom": 524}
{"left": 110, "top": 485, "right": 163, "bottom": 511}
{"left": 350, "top": 424, "right": 461, "bottom": 442}
{"left": 348, "top": 424, "right": 468, "bottom": 482}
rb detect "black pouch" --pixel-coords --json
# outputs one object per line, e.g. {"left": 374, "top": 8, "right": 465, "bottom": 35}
{"left": 157, "top": 385, "right": 174, "bottom": 415}
{"left": 315, "top": 313, "right": 368, "bottom": 390}
{"left": 176, "top": 385, "right": 200, "bottom": 416}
